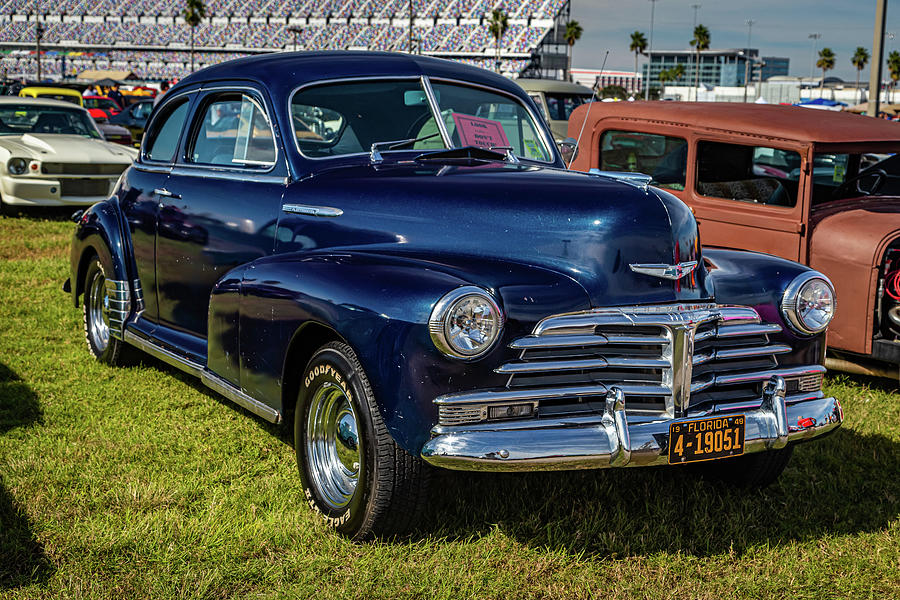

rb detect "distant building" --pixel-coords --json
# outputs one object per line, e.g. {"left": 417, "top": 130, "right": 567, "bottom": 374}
{"left": 642, "top": 49, "right": 789, "bottom": 89}
{"left": 760, "top": 57, "right": 790, "bottom": 81}
{"left": 570, "top": 68, "right": 642, "bottom": 94}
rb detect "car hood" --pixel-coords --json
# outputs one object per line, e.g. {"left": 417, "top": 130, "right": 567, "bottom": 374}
{"left": 281, "top": 160, "right": 710, "bottom": 308}
{"left": 0, "top": 134, "right": 136, "bottom": 161}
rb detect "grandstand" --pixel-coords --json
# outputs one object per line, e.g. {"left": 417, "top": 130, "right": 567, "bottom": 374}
{"left": 0, "top": 0, "right": 572, "bottom": 82}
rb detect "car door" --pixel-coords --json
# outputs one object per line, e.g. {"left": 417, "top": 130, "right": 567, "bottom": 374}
{"left": 153, "top": 86, "right": 286, "bottom": 361}
{"left": 120, "top": 93, "right": 194, "bottom": 330}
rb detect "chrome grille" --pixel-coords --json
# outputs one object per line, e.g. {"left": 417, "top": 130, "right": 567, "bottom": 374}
{"left": 42, "top": 163, "right": 128, "bottom": 175}
{"left": 499, "top": 304, "right": 789, "bottom": 418}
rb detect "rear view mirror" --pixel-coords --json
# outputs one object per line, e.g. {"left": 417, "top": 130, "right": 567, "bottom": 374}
{"left": 403, "top": 89, "right": 440, "bottom": 106}
{"left": 557, "top": 137, "right": 578, "bottom": 164}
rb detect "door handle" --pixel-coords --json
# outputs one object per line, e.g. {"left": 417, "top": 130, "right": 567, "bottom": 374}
{"left": 154, "top": 188, "right": 181, "bottom": 199}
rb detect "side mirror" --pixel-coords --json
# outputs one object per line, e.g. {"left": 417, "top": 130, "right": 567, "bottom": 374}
{"left": 557, "top": 137, "right": 578, "bottom": 164}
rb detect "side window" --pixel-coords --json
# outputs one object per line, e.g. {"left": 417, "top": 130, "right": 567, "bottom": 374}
{"left": 600, "top": 130, "right": 687, "bottom": 191}
{"left": 697, "top": 141, "right": 801, "bottom": 207}
{"left": 145, "top": 99, "right": 189, "bottom": 163}
{"left": 188, "top": 92, "right": 276, "bottom": 168}
{"left": 134, "top": 102, "right": 152, "bottom": 120}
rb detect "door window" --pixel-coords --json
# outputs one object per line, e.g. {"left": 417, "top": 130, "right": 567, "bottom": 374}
{"left": 188, "top": 92, "right": 276, "bottom": 168}
{"left": 145, "top": 99, "right": 189, "bottom": 162}
{"left": 600, "top": 130, "right": 687, "bottom": 191}
{"left": 696, "top": 141, "right": 801, "bottom": 207}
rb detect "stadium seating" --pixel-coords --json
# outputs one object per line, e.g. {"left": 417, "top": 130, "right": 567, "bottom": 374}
{"left": 0, "top": 0, "right": 569, "bottom": 79}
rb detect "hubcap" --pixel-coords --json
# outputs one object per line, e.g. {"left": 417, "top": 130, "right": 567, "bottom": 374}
{"left": 306, "top": 381, "right": 361, "bottom": 511}
{"left": 87, "top": 269, "right": 110, "bottom": 352}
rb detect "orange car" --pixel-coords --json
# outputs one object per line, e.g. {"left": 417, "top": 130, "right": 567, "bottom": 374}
{"left": 567, "top": 102, "right": 900, "bottom": 378}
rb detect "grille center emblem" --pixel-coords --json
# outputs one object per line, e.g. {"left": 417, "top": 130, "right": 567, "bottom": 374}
{"left": 629, "top": 260, "right": 698, "bottom": 280}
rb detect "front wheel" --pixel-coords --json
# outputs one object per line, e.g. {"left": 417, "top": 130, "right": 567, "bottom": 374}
{"left": 295, "top": 342, "right": 430, "bottom": 539}
{"left": 82, "top": 258, "right": 128, "bottom": 365}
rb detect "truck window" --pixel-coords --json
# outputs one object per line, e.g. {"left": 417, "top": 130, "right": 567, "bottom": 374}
{"left": 697, "top": 141, "right": 801, "bottom": 207}
{"left": 600, "top": 130, "right": 687, "bottom": 191}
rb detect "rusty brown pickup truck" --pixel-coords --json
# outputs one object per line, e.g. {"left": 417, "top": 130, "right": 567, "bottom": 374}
{"left": 567, "top": 101, "right": 900, "bottom": 378}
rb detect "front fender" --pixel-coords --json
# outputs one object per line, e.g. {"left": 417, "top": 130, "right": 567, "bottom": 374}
{"left": 69, "top": 199, "right": 129, "bottom": 307}
{"left": 705, "top": 248, "right": 827, "bottom": 366}
{"left": 225, "top": 250, "right": 591, "bottom": 454}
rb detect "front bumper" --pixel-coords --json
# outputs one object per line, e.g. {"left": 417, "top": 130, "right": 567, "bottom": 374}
{"left": 1, "top": 176, "right": 116, "bottom": 206}
{"left": 421, "top": 376, "right": 842, "bottom": 471}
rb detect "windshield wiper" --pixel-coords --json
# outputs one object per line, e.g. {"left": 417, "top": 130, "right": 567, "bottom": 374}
{"left": 370, "top": 132, "right": 442, "bottom": 163}
{"left": 414, "top": 146, "right": 511, "bottom": 164}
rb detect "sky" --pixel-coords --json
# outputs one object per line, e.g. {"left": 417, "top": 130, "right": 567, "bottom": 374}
{"left": 569, "top": 0, "right": 892, "bottom": 81}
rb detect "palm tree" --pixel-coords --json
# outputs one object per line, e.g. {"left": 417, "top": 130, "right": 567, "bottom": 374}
{"left": 659, "top": 68, "right": 673, "bottom": 88}
{"left": 816, "top": 47, "right": 836, "bottom": 98}
{"left": 488, "top": 9, "right": 508, "bottom": 74}
{"left": 182, "top": 0, "right": 207, "bottom": 73}
{"left": 888, "top": 50, "right": 900, "bottom": 104}
{"left": 564, "top": 20, "right": 583, "bottom": 81}
{"left": 689, "top": 25, "right": 711, "bottom": 99}
{"left": 629, "top": 31, "right": 647, "bottom": 82}
{"left": 851, "top": 46, "right": 870, "bottom": 105}
{"left": 671, "top": 63, "right": 685, "bottom": 83}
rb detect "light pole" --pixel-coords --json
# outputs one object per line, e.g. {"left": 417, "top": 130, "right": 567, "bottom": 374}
{"left": 35, "top": 13, "right": 43, "bottom": 82}
{"left": 869, "top": 0, "right": 887, "bottom": 117}
{"left": 808, "top": 32, "right": 821, "bottom": 87}
{"left": 743, "top": 19, "right": 755, "bottom": 102}
{"left": 409, "top": 0, "right": 414, "bottom": 53}
{"left": 690, "top": 3, "right": 700, "bottom": 101}
{"left": 644, "top": 0, "right": 658, "bottom": 100}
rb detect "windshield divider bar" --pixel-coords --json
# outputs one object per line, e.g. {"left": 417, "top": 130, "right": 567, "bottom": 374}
{"left": 422, "top": 76, "right": 452, "bottom": 150}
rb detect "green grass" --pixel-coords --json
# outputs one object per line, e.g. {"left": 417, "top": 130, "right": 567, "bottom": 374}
{"left": 1, "top": 210, "right": 898, "bottom": 599}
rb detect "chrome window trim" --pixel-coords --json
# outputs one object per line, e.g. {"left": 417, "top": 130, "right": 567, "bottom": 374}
{"left": 287, "top": 75, "right": 556, "bottom": 164}
{"left": 138, "top": 88, "right": 197, "bottom": 166}
{"left": 170, "top": 165, "right": 288, "bottom": 185}
{"left": 181, "top": 86, "right": 279, "bottom": 174}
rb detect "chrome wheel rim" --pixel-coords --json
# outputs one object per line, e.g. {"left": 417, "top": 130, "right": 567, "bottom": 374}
{"left": 306, "top": 381, "right": 361, "bottom": 511}
{"left": 87, "top": 268, "right": 110, "bottom": 352}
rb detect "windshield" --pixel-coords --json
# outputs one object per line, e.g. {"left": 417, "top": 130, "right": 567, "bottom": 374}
{"left": 0, "top": 105, "right": 101, "bottom": 138}
{"left": 35, "top": 93, "right": 81, "bottom": 106}
{"left": 290, "top": 78, "right": 551, "bottom": 162}
{"left": 813, "top": 152, "right": 900, "bottom": 203}
{"left": 84, "top": 97, "right": 120, "bottom": 111}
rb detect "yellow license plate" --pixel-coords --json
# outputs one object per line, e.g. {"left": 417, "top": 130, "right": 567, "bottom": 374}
{"left": 668, "top": 415, "right": 745, "bottom": 464}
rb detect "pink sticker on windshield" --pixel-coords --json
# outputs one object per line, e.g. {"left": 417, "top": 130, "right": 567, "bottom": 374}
{"left": 452, "top": 113, "right": 510, "bottom": 149}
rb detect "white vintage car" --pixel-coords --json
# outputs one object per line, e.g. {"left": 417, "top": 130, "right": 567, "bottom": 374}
{"left": 0, "top": 97, "right": 137, "bottom": 210}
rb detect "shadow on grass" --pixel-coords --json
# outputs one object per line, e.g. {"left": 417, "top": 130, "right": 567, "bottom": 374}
{"left": 0, "top": 205, "right": 75, "bottom": 223}
{"left": 0, "top": 362, "right": 55, "bottom": 589}
{"left": 419, "top": 425, "right": 899, "bottom": 557}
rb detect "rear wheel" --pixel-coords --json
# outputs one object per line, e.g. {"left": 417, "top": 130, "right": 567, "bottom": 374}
{"left": 82, "top": 258, "right": 127, "bottom": 365}
{"left": 693, "top": 446, "right": 793, "bottom": 489}
{"left": 295, "top": 341, "right": 430, "bottom": 539}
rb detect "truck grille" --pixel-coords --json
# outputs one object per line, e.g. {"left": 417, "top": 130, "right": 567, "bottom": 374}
{"left": 435, "top": 304, "right": 818, "bottom": 427}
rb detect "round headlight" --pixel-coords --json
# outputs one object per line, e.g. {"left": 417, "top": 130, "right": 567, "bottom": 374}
{"left": 781, "top": 272, "right": 835, "bottom": 335}
{"left": 429, "top": 286, "right": 504, "bottom": 359}
{"left": 7, "top": 158, "right": 27, "bottom": 175}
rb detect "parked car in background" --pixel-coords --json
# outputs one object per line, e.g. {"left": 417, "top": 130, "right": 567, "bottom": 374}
{"left": 109, "top": 99, "right": 153, "bottom": 145}
{"left": 120, "top": 86, "right": 157, "bottom": 107}
{"left": 67, "top": 53, "right": 841, "bottom": 539}
{"left": 83, "top": 95, "right": 122, "bottom": 119}
{"left": 18, "top": 85, "right": 84, "bottom": 107}
{"left": 568, "top": 101, "right": 900, "bottom": 378}
{"left": 515, "top": 78, "right": 595, "bottom": 142}
{"left": 0, "top": 97, "right": 136, "bottom": 210}
{"left": 95, "top": 120, "right": 133, "bottom": 146}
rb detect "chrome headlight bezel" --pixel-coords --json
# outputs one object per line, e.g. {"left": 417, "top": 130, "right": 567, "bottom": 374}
{"left": 429, "top": 286, "right": 504, "bottom": 360}
{"left": 7, "top": 157, "right": 27, "bottom": 176}
{"left": 781, "top": 271, "right": 836, "bottom": 335}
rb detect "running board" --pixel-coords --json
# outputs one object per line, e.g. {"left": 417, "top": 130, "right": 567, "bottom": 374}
{"left": 122, "top": 330, "right": 282, "bottom": 424}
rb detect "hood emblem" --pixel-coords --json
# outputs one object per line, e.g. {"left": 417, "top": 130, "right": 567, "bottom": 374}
{"left": 629, "top": 260, "right": 698, "bottom": 280}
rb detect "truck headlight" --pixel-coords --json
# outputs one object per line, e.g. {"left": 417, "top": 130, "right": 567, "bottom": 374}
{"left": 429, "top": 286, "right": 503, "bottom": 359}
{"left": 7, "top": 157, "right": 27, "bottom": 175}
{"left": 781, "top": 272, "right": 835, "bottom": 335}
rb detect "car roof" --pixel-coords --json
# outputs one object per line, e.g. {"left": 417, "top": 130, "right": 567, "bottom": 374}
{"left": 19, "top": 86, "right": 81, "bottom": 96}
{"left": 174, "top": 50, "right": 528, "bottom": 101}
{"left": 579, "top": 101, "right": 900, "bottom": 144}
{"left": 0, "top": 96, "right": 86, "bottom": 109}
{"left": 516, "top": 79, "right": 594, "bottom": 95}
{"left": 83, "top": 95, "right": 113, "bottom": 100}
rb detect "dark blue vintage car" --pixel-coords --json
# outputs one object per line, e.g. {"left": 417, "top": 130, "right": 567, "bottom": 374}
{"left": 66, "top": 52, "right": 843, "bottom": 539}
